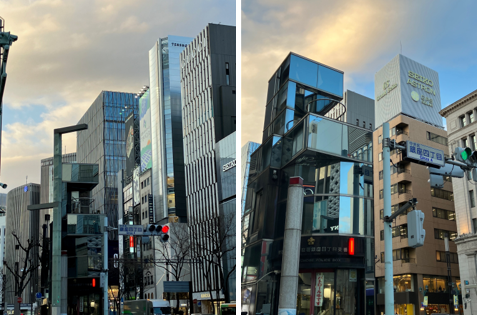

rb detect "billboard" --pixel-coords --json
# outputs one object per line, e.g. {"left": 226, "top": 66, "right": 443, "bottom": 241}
{"left": 139, "top": 90, "right": 152, "bottom": 171}
{"left": 375, "top": 54, "right": 442, "bottom": 128}
{"left": 125, "top": 113, "right": 135, "bottom": 177}
{"left": 133, "top": 166, "right": 140, "bottom": 206}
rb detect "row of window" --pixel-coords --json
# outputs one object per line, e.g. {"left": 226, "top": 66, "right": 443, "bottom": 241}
{"left": 430, "top": 188, "right": 454, "bottom": 201}
{"left": 378, "top": 275, "right": 461, "bottom": 294}
{"left": 379, "top": 184, "right": 409, "bottom": 199}
{"left": 379, "top": 204, "right": 412, "bottom": 219}
{"left": 427, "top": 131, "right": 448, "bottom": 146}
{"left": 141, "top": 177, "right": 150, "bottom": 189}
{"left": 380, "top": 250, "right": 458, "bottom": 264}
{"left": 432, "top": 207, "right": 456, "bottom": 221}
{"left": 436, "top": 250, "right": 458, "bottom": 263}
{"left": 434, "top": 229, "right": 457, "bottom": 241}
{"left": 380, "top": 248, "right": 410, "bottom": 262}
{"left": 379, "top": 225, "right": 408, "bottom": 240}
{"left": 459, "top": 111, "right": 475, "bottom": 128}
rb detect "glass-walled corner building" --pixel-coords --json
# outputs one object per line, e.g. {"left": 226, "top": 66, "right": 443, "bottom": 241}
{"left": 241, "top": 53, "right": 374, "bottom": 315}
{"left": 149, "top": 35, "right": 192, "bottom": 223}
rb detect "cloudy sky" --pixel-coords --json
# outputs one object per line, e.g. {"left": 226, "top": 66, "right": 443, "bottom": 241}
{"left": 241, "top": 0, "right": 477, "bottom": 146}
{"left": 0, "top": 0, "right": 235, "bottom": 193}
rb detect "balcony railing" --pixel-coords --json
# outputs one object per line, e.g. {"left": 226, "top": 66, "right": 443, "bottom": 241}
{"left": 396, "top": 129, "right": 408, "bottom": 136}
{"left": 398, "top": 189, "right": 412, "bottom": 195}
{"left": 401, "top": 258, "right": 416, "bottom": 264}
{"left": 71, "top": 197, "right": 95, "bottom": 214}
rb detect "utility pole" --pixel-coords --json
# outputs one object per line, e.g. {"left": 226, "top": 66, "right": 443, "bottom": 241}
{"left": 104, "top": 217, "right": 109, "bottom": 315}
{"left": 445, "top": 233, "right": 454, "bottom": 314}
{"left": 277, "top": 176, "right": 304, "bottom": 314}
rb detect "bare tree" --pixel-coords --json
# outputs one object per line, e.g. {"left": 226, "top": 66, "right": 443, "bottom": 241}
{"left": 190, "top": 213, "right": 236, "bottom": 314}
{"left": 4, "top": 232, "right": 41, "bottom": 315}
{"left": 153, "top": 223, "right": 191, "bottom": 314}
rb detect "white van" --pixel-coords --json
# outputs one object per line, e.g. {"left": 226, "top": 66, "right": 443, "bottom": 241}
{"left": 150, "top": 300, "right": 172, "bottom": 315}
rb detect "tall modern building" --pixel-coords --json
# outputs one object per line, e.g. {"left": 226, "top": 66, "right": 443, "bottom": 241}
{"left": 181, "top": 24, "right": 236, "bottom": 312}
{"left": 149, "top": 35, "right": 192, "bottom": 223}
{"left": 373, "top": 55, "right": 460, "bottom": 315}
{"left": 241, "top": 52, "right": 374, "bottom": 315}
{"left": 215, "top": 131, "right": 236, "bottom": 303}
{"left": 241, "top": 142, "right": 259, "bottom": 215}
{"left": 440, "top": 89, "right": 477, "bottom": 315}
{"left": 77, "top": 91, "right": 138, "bottom": 234}
{"left": 5, "top": 184, "right": 40, "bottom": 306}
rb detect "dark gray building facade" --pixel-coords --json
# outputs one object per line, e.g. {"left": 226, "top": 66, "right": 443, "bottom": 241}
{"left": 77, "top": 91, "right": 138, "bottom": 236}
{"left": 181, "top": 23, "right": 236, "bottom": 311}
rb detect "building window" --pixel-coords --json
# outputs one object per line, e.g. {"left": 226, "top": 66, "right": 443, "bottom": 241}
{"left": 427, "top": 131, "right": 448, "bottom": 146}
{"left": 378, "top": 135, "right": 382, "bottom": 144}
{"left": 432, "top": 208, "right": 456, "bottom": 221}
{"left": 378, "top": 152, "right": 383, "bottom": 161}
{"left": 473, "top": 218, "right": 477, "bottom": 233}
{"left": 470, "top": 111, "right": 474, "bottom": 124}
{"left": 460, "top": 115, "right": 467, "bottom": 127}
{"left": 423, "top": 275, "right": 450, "bottom": 293}
{"left": 392, "top": 274, "right": 413, "bottom": 292}
{"left": 379, "top": 171, "right": 383, "bottom": 180}
{"left": 434, "top": 229, "right": 457, "bottom": 241}
{"left": 472, "top": 134, "right": 477, "bottom": 150}
{"left": 436, "top": 250, "right": 458, "bottom": 263}
{"left": 471, "top": 190, "right": 475, "bottom": 208}
{"left": 380, "top": 252, "right": 384, "bottom": 263}
{"left": 463, "top": 137, "right": 468, "bottom": 148}
{"left": 379, "top": 190, "right": 383, "bottom": 199}
{"left": 430, "top": 188, "right": 454, "bottom": 201}
{"left": 225, "top": 62, "right": 230, "bottom": 85}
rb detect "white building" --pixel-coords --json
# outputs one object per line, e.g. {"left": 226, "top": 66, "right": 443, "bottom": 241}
{"left": 440, "top": 89, "right": 477, "bottom": 315}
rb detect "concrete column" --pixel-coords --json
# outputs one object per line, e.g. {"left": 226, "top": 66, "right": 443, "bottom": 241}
{"left": 52, "top": 132, "right": 62, "bottom": 315}
{"left": 61, "top": 250, "right": 67, "bottom": 315}
{"left": 278, "top": 176, "right": 304, "bottom": 315}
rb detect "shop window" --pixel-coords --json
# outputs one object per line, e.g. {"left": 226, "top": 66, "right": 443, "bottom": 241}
{"left": 423, "top": 275, "right": 449, "bottom": 293}
{"left": 393, "top": 274, "right": 413, "bottom": 292}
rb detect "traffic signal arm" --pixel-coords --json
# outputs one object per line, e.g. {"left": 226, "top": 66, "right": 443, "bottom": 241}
{"left": 383, "top": 198, "right": 417, "bottom": 222}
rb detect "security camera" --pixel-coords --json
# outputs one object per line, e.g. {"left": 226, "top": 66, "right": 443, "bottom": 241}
{"left": 0, "top": 183, "right": 7, "bottom": 189}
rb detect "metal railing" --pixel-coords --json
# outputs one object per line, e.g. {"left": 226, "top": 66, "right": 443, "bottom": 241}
{"left": 396, "top": 129, "right": 408, "bottom": 136}
{"left": 398, "top": 189, "right": 412, "bottom": 195}
{"left": 401, "top": 258, "right": 416, "bottom": 264}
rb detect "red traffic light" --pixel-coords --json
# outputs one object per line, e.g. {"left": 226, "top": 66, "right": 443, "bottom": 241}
{"left": 162, "top": 225, "right": 169, "bottom": 233}
{"left": 92, "top": 278, "right": 96, "bottom": 287}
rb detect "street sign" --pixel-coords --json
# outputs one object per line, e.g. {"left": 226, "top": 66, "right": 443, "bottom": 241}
{"left": 118, "top": 225, "right": 143, "bottom": 235}
{"left": 17, "top": 297, "right": 22, "bottom": 303}
{"left": 193, "top": 299, "right": 197, "bottom": 304}
{"left": 405, "top": 141, "right": 445, "bottom": 167}
{"left": 35, "top": 292, "right": 42, "bottom": 299}
{"left": 100, "top": 272, "right": 105, "bottom": 288}
{"left": 198, "top": 301, "right": 201, "bottom": 307}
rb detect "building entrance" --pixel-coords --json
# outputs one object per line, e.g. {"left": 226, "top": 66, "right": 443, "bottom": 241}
{"left": 297, "top": 269, "right": 360, "bottom": 315}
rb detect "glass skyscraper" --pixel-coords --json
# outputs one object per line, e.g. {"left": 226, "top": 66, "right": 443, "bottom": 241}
{"left": 149, "top": 35, "right": 192, "bottom": 222}
{"left": 77, "top": 91, "right": 138, "bottom": 234}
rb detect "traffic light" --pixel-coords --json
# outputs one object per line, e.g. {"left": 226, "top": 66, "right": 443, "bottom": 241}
{"left": 407, "top": 210, "right": 426, "bottom": 248}
{"left": 455, "top": 147, "right": 477, "bottom": 166}
{"left": 144, "top": 224, "right": 170, "bottom": 243}
{"left": 160, "top": 225, "right": 169, "bottom": 243}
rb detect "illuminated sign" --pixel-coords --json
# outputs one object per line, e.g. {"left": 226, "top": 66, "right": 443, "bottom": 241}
{"left": 376, "top": 80, "right": 398, "bottom": 101}
{"left": 349, "top": 238, "right": 355, "bottom": 255}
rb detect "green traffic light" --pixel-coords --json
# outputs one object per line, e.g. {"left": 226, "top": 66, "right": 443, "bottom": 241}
{"left": 462, "top": 148, "right": 473, "bottom": 160}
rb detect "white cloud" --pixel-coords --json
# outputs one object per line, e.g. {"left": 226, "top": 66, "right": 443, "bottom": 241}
{"left": 0, "top": 0, "right": 235, "bottom": 192}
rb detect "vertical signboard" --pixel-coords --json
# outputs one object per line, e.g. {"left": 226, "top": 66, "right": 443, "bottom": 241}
{"left": 315, "top": 273, "right": 324, "bottom": 307}
{"left": 139, "top": 90, "right": 152, "bottom": 171}
{"left": 148, "top": 194, "right": 154, "bottom": 223}
{"left": 125, "top": 113, "right": 135, "bottom": 177}
{"left": 133, "top": 167, "right": 140, "bottom": 206}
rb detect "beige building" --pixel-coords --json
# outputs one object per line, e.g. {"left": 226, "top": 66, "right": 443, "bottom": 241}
{"left": 374, "top": 114, "right": 461, "bottom": 315}
{"left": 440, "top": 89, "right": 477, "bottom": 315}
